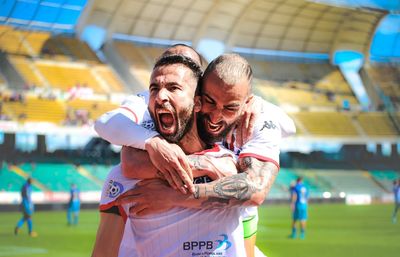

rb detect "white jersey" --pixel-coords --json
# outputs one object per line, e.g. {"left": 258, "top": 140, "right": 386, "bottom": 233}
{"left": 95, "top": 91, "right": 296, "bottom": 223}
{"left": 100, "top": 145, "right": 246, "bottom": 257}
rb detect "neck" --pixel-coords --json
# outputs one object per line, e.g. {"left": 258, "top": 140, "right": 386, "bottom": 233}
{"left": 178, "top": 122, "right": 207, "bottom": 154}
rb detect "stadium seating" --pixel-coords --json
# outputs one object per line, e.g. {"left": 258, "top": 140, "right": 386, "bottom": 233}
{"left": 8, "top": 56, "right": 44, "bottom": 87}
{"left": 2, "top": 96, "right": 65, "bottom": 124}
{"left": 35, "top": 61, "right": 106, "bottom": 93}
{"left": 355, "top": 112, "right": 399, "bottom": 136}
{"left": 293, "top": 112, "right": 359, "bottom": 136}
{"left": 312, "top": 169, "right": 385, "bottom": 197}
{"left": 67, "top": 99, "right": 118, "bottom": 121}
{"left": 365, "top": 65, "right": 400, "bottom": 100}
{"left": 92, "top": 65, "right": 126, "bottom": 93}
{"left": 82, "top": 164, "right": 113, "bottom": 182}
{"left": 0, "top": 164, "right": 28, "bottom": 191}
{"left": 20, "top": 163, "right": 100, "bottom": 192}
{"left": 369, "top": 170, "right": 400, "bottom": 192}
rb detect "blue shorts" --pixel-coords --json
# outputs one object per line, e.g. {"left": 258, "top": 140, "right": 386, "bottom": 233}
{"left": 22, "top": 200, "right": 34, "bottom": 216}
{"left": 68, "top": 202, "right": 80, "bottom": 212}
{"left": 293, "top": 206, "right": 307, "bottom": 221}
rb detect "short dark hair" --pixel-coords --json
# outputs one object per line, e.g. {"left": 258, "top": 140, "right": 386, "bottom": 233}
{"left": 153, "top": 54, "right": 203, "bottom": 82}
{"left": 163, "top": 44, "right": 203, "bottom": 67}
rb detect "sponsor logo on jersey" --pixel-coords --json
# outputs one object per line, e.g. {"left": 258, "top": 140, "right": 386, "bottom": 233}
{"left": 182, "top": 234, "right": 232, "bottom": 255}
{"left": 260, "top": 120, "right": 277, "bottom": 131}
{"left": 106, "top": 180, "right": 124, "bottom": 198}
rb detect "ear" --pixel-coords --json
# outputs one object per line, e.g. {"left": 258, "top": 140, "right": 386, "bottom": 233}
{"left": 245, "top": 94, "right": 254, "bottom": 104}
{"left": 194, "top": 96, "right": 202, "bottom": 112}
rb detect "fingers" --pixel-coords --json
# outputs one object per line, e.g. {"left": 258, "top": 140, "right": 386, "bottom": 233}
{"left": 129, "top": 204, "right": 147, "bottom": 216}
{"left": 178, "top": 157, "right": 195, "bottom": 193}
{"left": 245, "top": 112, "right": 256, "bottom": 143}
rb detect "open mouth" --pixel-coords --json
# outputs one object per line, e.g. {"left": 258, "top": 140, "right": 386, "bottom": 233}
{"left": 156, "top": 109, "right": 176, "bottom": 132}
{"left": 205, "top": 119, "right": 223, "bottom": 134}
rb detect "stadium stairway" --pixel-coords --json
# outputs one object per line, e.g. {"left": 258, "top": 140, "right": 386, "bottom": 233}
{"left": 75, "top": 166, "right": 104, "bottom": 187}
{"left": 8, "top": 165, "right": 49, "bottom": 192}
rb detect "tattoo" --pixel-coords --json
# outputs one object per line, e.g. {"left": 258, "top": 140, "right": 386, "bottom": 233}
{"left": 213, "top": 173, "right": 252, "bottom": 200}
{"left": 187, "top": 155, "right": 205, "bottom": 170}
{"left": 196, "top": 157, "right": 279, "bottom": 209}
{"left": 193, "top": 185, "right": 200, "bottom": 199}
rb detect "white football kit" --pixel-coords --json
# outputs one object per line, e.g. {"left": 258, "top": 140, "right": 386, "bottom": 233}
{"left": 95, "top": 92, "right": 295, "bottom": 257}
{"left": 100, "top": 145, "right": 247, "bottom": 257}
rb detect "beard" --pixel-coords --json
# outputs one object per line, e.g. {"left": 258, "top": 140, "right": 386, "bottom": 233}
{"left": 151, "top": 102, "right": 195, "bottom": 144}
{"left": 196, "top": 112, "right": 238, "bottom": 145}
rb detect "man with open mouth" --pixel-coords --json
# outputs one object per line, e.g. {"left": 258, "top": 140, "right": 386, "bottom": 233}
{"left": 93, "top": 48, "right": 295, "bottom": 257}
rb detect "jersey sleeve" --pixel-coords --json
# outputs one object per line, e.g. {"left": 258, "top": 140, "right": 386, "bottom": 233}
{"left": 94, "top": 91, "right": 159, "bottom": 150}
{"left": 238, "top": 97, "right": 296, "bottom": 169}
{"left": 99, "top": 165, "right": 140, "bottom": 220}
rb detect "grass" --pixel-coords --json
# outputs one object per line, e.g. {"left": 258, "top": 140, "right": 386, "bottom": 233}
{"left": 0, "top": 204, "right": 399, "bottom": 256}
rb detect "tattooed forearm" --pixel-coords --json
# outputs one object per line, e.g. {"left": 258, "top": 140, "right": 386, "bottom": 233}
{"left": 192, "top": 157, "right": 279, "bottom": 209}
{"left": 213, "top": 173, "right": 253, "bottom": 200}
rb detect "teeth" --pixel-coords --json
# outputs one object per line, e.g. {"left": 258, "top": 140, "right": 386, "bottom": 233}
{"left": 207, "top": 121, "right": 221, "bottom": 132}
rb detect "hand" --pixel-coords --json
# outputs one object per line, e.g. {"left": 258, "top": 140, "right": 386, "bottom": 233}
{"left": 115, "top": 179, "right": 182, "bottom": 216}
{"left": 145, "top": 136, "right": 194, "bottom": 194}
{"left": 234, "top": 96, "right": 257, "bottom": 147}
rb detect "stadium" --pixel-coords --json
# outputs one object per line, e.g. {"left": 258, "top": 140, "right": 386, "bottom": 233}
{"left": 0, "top": 0, "right": 399, "bottom": 256}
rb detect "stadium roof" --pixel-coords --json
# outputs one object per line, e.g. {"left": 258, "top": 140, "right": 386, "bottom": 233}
{"left": 85, "top": 0, "right": 384, "bottom": 55}
{"left": 0, "top": 0, "right": 87, "bottom": 32}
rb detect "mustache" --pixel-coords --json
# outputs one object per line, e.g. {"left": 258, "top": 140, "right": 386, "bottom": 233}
{"left": 155, "top": 102, "right": 174, "bottom": 112}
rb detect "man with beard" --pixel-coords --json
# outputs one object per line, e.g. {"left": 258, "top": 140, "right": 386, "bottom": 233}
{"left": 114, "top": 53, "right": 295, "bottom": 257}
{"left": 92, "top": 54, "right": 246, "bottom": 257}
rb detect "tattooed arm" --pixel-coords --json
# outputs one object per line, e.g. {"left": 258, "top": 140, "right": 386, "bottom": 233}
{"left": 118, "top": 157, "right": 279, "bottom": 215}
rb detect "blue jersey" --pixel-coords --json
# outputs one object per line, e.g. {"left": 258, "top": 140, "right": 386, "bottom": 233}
{"left": 21, "top": 182, "right": 32, "bottom": 202}
{"left": 293, "top": 182, "right": 308, "bottom": 208}
{"left": 69, "top": 188, "right": 80, "bottom": 210}
{"left": 394, "top": 185, "right": 400, "bottom": 203}
{"left": 21, "top": 181, "right": 33, "bottom": 215}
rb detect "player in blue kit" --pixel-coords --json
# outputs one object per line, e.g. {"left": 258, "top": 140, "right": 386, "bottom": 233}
{"left": 14, "top": 177, "right": 37, "bottom": 237}
{"left": 392, "top": 179, "right": 400, "bottom": 224}
{"left": 67, "top": 183, "right": 81, "bottom": 226}
{"left": 290, "top": 176, "right": 308, "bottom": 239}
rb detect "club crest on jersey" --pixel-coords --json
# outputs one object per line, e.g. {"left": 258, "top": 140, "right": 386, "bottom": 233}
{"left": 141, "top": 120, "right": 156, "bottom": 131}
{"left": 106, "top": 180, "right": 124, "bottom": 198}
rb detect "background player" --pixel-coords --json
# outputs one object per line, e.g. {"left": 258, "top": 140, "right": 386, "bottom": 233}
{"left": 290, "top": 176, "right": 308, "bottom": 239}
{"left": 14, "top": 177, "right": 37, "bottom": 237}
{"left": 392, "top": 179, "right": 400, "bottom": 223}
{"left": 67, "top": 183, "right": 81, "bottom": 226}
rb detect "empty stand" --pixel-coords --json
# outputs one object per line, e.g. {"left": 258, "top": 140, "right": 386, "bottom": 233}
{"left": 92, "top": 65, "right": 126, "bottom": 93}
{"left": 2, "top": 96, "right": 65, "bottom": 124}
{"left": 20, "top": 163, "right": 100, "bottom": 192}
{"left": 312, "top": 169, "right": 385, "bottom": 197}
{"left": 0, "top": 165, "right": 28, "bottom": 191}
{"left": 35, "top": 61, "right": 106, "bottom": 93}
{"left": 369, "top": 170, "right": 400, "bottom": 192}
{"left": 67, "top": 99, "right": 118, "bottom": 121}
{"left": 9, "top": 56, "right": 44, "bottom": 87}
{"left": 356, "top": 112, "right": 398, "bottom": 136}
{"left": 294, "top": 112, "right": 359, "bottom": 136}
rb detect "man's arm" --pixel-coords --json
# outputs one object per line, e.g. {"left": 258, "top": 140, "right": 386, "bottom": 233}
{"left": 118, "top": 157, "right": 279, "bottom": 215}
{"left": 121, "top": 146, "right": 237, "bottom": 189}
{"left": 91, "top": 212, "right": 124, "bottom": 257}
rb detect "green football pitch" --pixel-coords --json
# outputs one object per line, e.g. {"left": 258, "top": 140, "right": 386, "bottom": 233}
{"left": 0, "top": 203, "right": 399, "bottom": 257}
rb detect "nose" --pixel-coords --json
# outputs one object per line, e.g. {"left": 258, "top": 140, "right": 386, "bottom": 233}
{"left": 208, "top": 108, "right": 223, "bottom": 124}
{"left": 155, "top": 88, "right": 169, "bottom": 105}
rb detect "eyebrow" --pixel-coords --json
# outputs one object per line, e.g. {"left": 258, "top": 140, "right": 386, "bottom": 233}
{"left": 204, "top": 93, "right": 241, "bottom": 108}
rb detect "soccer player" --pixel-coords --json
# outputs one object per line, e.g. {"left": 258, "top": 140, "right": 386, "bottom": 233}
{"left": 102, "top": 54, "right": 294, "bottom": 257}
{"left": 67, "top": 183, "right": 80, "bottom": 226}
{"left": 392, "top": 179, "right": 400, "bottom": 223}
{"left": 92, "top": 54, "right": 246, "bottom": 256}
{"left": 14, "top": 177, "right": 37, "bottom": 237}
{"left": 290, "top": 177, "right": 308, "bottom": 239}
